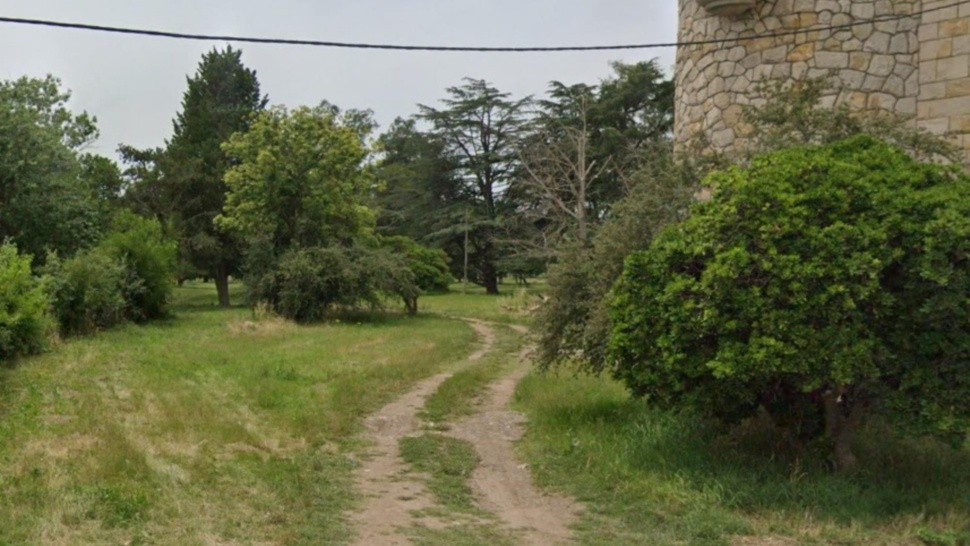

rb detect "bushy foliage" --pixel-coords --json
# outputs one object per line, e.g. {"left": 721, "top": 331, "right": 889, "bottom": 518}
{"left": 0, "top": 76, "right": 105, "bottom": 260}
{"left": 380, "top": 236, "right": 452, "bottom": 293}
{"left": 535, "top": 145, "right": 700, "bottom": 371}
{"left": 218, "top": 105, "right": 374, "bottom": 250}
{"left": 99, "top": 212, "right": 176, "bottom": 321}
{"left": 0, "top": 243, "right": 52, "bottom": 362}
{"left": 609, "top": 137, "right": 969, "bottom": 467}
{"left": 535, "top": 77, "right": 961, "bottom": 377}
{"left": 248, "top": 245, "right": 420, "bottom": 322}
{"left": 43, "top": 249, "right": 128, "bottom": 336}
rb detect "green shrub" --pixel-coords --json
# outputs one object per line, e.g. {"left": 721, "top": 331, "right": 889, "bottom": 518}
{"left": 249, "top": 245, "right": 420, "bottom": 322}
{"left": 43, "top": 249, "right": 128, "bottom": 336}
{"left": 100, "top": 212, "right": 176, "bottom": 321}
{"left": 380, "top": 236, "right": 452, "bottom": 293}
{"left": 0, "top": 242, "right": 52, "bottom": 362}
{"left": 610, "top": 136, "right": 969, "bottom": 470}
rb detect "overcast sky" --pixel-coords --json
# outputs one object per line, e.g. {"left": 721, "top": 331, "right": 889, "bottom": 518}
{"left": 0, "top": 1, "right": 678, "bottom": 159}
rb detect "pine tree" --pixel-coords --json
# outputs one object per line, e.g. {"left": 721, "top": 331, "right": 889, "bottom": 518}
{"left": 166, "top": 46, "right": 266, "bottom": 307}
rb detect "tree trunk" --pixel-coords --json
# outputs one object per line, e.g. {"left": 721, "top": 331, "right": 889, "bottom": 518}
{"left": 822, "top": 388, "right": 860, "bottom": 473}
{"left": 477, "top": 233, "right": 500, "bottom": 295}
{"left": 482, "top": 262, "right": 499, "bottom": 295}
{"left": 214, "top": 261, "right": 231, "bottom": 308}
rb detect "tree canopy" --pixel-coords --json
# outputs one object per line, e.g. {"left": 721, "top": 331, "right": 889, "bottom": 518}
{"left": 0, "top": 76, "right": 109, "bottom": 260}
{"left": 417, "top": 78, "right": 531, "bottom": 294}
{"left": 218, "top": 104, "right": 374, "bottom": 251}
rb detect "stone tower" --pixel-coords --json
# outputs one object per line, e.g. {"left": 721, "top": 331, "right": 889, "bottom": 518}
{"left": 675, "top": 0, "right": 970, "bottom": 164}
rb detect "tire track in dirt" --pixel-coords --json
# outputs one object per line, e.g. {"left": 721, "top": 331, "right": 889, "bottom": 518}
{"left": 445, "top": 323, "right": 582, "bottom": 545}
{"left": 350, "top": 320, "right": 581, "bottom": 545}
{"left": 350, "top": 320, "right": 495, "bottom": 545}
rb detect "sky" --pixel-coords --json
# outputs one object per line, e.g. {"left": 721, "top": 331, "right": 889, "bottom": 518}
{"left": 0, "top": 1, "right": 679, "bottom": 159}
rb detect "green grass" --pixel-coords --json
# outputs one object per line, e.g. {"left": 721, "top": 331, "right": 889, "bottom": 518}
{"left": 407, "top": 523, "right": 521, "bottom": 546}
{"left": 0, "top": 282, "right": 476, "bottom": 545}
{"left": 5, "top": 281, "right": 964, "bottom": 545}
{"left": 513, "top": 371, "right": 970, "bottom": 545}
{"left": 400, "top": 434, "right": 481, "bottom": 513}
{"left": 419, "top": 281, "right": 545, "bottom": 325}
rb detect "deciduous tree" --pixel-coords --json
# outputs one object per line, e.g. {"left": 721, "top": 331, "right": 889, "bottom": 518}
{"left": 217, "top": 104, "right": 374, "bottom": 251}
{"left": 0, "top": 76, "right": 104, "bottom": 261}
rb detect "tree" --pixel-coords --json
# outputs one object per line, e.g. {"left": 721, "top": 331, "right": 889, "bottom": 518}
{"left": 517, "top": 96, "right": 604, "bottom": 250}
{"left": 523, "top": 61, "right": 681, "bottom": 371}
{"left": 536, "top": 60, "right": 675, "bottom": 216}
{"left": 375, "top": 119, "right": 460, "bottom": 240}
{"left": 162, "top": 46, "right": 266, "bottom": 307}
{"left": 534, "top": 143, "right": 699, "bottom": 372}
{"left": 217, "top": 104, "right": 374, "bottom": 252}
{"left": 610, "top": 137, "right": 969, "bottom": 471}
{"left": 219, "top": 105, "right": 427, "bottom": 319}
{"left": 419, "top": 79, "right": 530, "bottom": 294}
{"left": 79, "top": 153, "right": 124, "bottom": 230}
{"left": 508, "top": 60, "right": 676, "bottom": 266}
{"left": 374, "top": 118, "right": 477, "bottom": 288}
{"left": 379, "top": 235, "right": 452, "bottom": 293}
{"left": 0, "top": 76, "right": 103, "bottom": 261}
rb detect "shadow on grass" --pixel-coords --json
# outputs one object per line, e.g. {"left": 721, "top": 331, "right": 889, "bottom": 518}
{"left": 516, "top": 372, "right": 969, "bottom": 539}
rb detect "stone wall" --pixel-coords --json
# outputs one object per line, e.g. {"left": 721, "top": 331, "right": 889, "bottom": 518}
{"left": 675, "top": 0, "right": 970, "bottom": 164}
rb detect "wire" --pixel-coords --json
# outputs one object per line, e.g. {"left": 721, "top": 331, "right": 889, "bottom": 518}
{"left": 0, "top": 1, "right": 967, "bottom": 53}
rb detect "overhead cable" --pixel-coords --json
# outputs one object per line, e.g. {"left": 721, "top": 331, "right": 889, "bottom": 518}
{"left": 0, "top": 1, "right": 967, "bottom": 53}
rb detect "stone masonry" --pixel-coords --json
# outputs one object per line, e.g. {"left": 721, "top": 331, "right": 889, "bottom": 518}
{"left": 675, "top": 0, "right": 970, "bottom": 164}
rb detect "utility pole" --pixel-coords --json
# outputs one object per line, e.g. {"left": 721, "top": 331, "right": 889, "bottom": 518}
{"left": 462, "top": 210, "right": 469, "bottom": 294}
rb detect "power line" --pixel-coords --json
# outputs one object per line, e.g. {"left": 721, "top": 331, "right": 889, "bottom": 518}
{"left": 0, "top": 1, "right": 967, "bottom": 53}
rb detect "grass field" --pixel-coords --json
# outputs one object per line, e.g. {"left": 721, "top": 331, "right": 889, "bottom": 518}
{"left": 0, "top": 282, "right": 476, "bottom": 544}
{"left": 418, "top": 281, "right": 542, "bottom": 326}
{"left": 1, "top": 280, "right": 966, "bottom": 545}
{"left": 513, "top": 372, "right": 970, "bottom": 545}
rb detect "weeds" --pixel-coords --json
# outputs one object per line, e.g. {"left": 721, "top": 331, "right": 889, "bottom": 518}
{"left": 514, "top": 372, "right": 970, "bottom": 545}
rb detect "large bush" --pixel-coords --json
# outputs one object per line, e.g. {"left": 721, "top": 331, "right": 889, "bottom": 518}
{"left": 380, "top": 236, "right": 452, "bottom": 293}
{"left": 100, "top": 212, "right": 177, "bottom": 321}
{"left": 610, "top": 136, "right": 969, "bottom": 471}
{"left": 535, "top": 78, "right": 961, "bottom": 376}
{"left": 0, "top": 243, "right": 52, "bottom": 362}
{"left": 249, "top": 245, "right": 419, "bottom": 322}
{"left": 43, "top": 249, "right": 128, "bottom": 336}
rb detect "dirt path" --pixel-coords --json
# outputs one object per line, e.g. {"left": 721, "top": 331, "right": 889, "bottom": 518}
{"left": 350, "top": 320, "right": 494, "bottom": 545}
{"left": 350, "top": 319, "right": 580, "bottom": 545}
{"left": 446, "top": 337, "right": 581, "bottom": 545}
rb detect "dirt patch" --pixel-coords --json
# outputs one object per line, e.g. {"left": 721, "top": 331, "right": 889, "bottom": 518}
{"left": 350, "top": 320, "right": 495, "bottom": 545}
{"left": 446, "top": 343, "right": 581, "bottom": 545}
